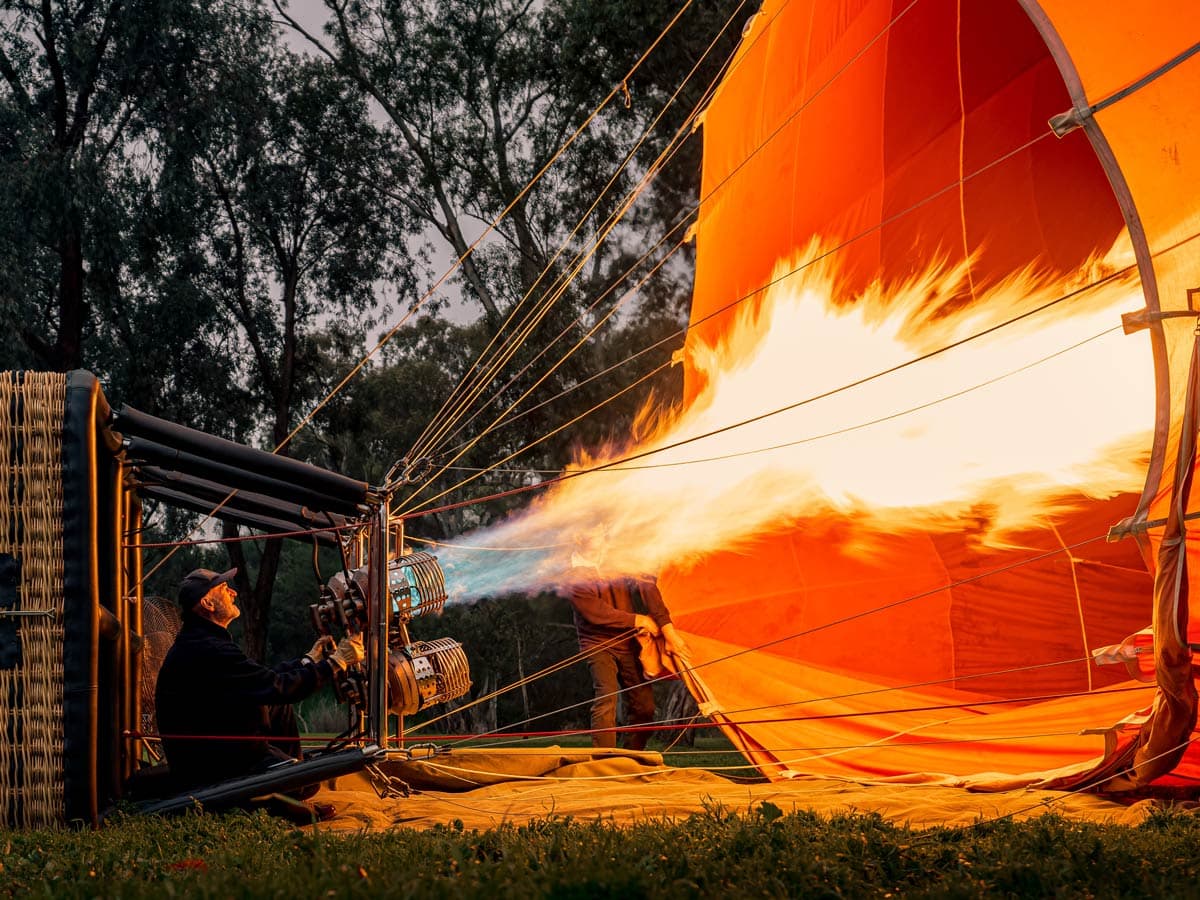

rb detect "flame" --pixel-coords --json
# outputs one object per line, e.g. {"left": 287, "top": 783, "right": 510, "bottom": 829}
{"left": 437, "top": 236, "right": 1153, "bottom": 601}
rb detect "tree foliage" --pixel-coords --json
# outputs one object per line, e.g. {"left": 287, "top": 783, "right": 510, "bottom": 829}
{"left": 0, "top": 0, "right": 209, "bottom": 372}
{"left": 279, "top": 0, "right": 745, "bottom": 533}
{"left": 0, "top": 0, "right": 749, "bottom": 695}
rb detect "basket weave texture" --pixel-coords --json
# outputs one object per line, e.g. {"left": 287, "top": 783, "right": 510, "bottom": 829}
{"left": 0, "top": 372, "right": 67, "bottom": 828}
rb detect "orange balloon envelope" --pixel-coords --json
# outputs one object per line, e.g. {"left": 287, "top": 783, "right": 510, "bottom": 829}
{"left": 661, "top": 0, "right": 1200, "bottom": 789}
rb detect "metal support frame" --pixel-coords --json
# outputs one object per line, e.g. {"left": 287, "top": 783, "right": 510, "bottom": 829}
{"left": 367, "top": 502, "right": 389, "bottom": 749}
{"left": 128, "top": 493, "right": 143, "bottom": 771}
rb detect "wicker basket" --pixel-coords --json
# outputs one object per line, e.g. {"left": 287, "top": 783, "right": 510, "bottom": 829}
{"left": 0, "top": 371, "right": 120, "bottom": 827}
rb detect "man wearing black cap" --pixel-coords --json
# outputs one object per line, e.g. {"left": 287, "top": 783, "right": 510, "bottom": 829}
{"left": 155, "top": 567, "right": 364, "bottom": 790}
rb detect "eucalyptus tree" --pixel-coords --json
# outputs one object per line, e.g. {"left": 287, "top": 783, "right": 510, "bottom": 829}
{"left": 0, "top": 0, "right": 285, "bottom": 429}
{"left": 165, "top": 47, "right": 414, "bottom": 660}
{"left": 0, "top": 0, "right": 202, "bottom": 372}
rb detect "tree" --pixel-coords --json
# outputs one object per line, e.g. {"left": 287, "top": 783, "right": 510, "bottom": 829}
{"left": 270, "top": 0, "right": 744, "bottom": 520}
{"left": 159, "top": 47, "right": 413, "bottom": 660}
{"left": 274, "top": 0, "right": 740, "bottom": 320}
{"left": 0, "top": 0, "right": 220, "bottom": 372}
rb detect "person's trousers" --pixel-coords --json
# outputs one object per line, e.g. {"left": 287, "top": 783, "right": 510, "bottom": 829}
{"left": 263, "top": 703, "right": 302, "bottom": 762}
{"left": 586, "top": 643, "right": 655, "bottom": 750}
{"left": 254, "top": 704, "right": 317, "bottom": 800}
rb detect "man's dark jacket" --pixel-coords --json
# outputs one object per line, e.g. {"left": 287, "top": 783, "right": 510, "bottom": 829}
{"left": 155, "top": 611, "right": 336, "bottom": 788}
{"left": 566, "top": 569, "right": 672, "bottom": 650}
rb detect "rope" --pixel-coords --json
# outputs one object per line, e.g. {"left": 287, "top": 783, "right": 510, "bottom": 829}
{"left": 393, "top": 727, "right": 1089, "bottom": 755}
{"left": 619, "top": 323, "right": 1127, "bottom": 472}
{"left": 402, "top": 131, "right": 1087, "bottom": 517}
{"left": 437, "top": 324, "right": 683, "bottom": 464}
{"left": 459, "top": 681, "right": 1151, "bottom": 756}
{"left": 400, "top": 359, "right": 672, "bottom": 519}
{"left": 421, "top": 321, "right": 1125, "bottom": 487}
{"left": 400, "top": 85, "right": 711, "bottom": 490}
{"left": 137, "top": 0, "right": 698, "bottom": 589}
{"left": 400, "top": 0, "right": 704, "bottom": 462}
{"left": 402, "top": 0, "right": 922, "bottom": 507}
{"left": 405, "top": 0, "right": 769, "bottom": 466}
{"left": 408, "top": 1, "right": 811, "bottom": 472}
{"left": 414, "top": 629, "right": 642, "bottom": 733}
{"left": 422, "top": 220, "right": 691, "bottom": 464}
{"left": 406, "top": 528, "right": 1123, "bottom": 747}
{"left": 397, "top": 236, "right": 687, "bottom": 516}
{"left": 398, "top": 254, "right": 1133, "bottom": 521}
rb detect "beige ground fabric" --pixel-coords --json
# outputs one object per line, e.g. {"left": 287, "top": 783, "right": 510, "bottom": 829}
{"left": 309, "top": 748, "right": 1175, "bottom": 832}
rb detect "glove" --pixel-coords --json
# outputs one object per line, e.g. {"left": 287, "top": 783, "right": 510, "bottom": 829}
{"left": 634, "top": 614, "right": 660, "bottom": 637}
{"left": 661, "top": 623, "right": 691, "bottom": 664}
{"left": 304, "top": 635, "right": 336, "bottom": 665}
{"left": 330, "top": 633, "right": 365, "bottom": 671}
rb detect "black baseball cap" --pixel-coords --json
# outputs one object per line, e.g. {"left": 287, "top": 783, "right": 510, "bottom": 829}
{"left": 179, "top": 567, "right": 237, "bottom": 609}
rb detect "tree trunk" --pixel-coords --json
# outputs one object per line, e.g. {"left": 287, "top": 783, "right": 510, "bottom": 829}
{"left": 54, "top": 214, "right": 86, "bottom": 371}
{"left": 224, "top": 520, "right": 285, "bottom": 662}
{"left": 516, "top": 633, "right": 530, "bottom": 722}
{"left": 464, "top": 671, "right": 496, "bottom": 733}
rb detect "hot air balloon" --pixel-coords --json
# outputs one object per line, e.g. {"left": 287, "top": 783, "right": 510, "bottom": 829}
{"left": 650, "top": 0, "right": 1200, "bottom": 790}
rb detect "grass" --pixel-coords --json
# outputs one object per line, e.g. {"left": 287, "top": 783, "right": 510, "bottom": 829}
{"left": 433, "top": 731, "right": 766, "bottom": 780}
{"left": 293, "top": 705, "right": 767, "bottom": 781}
{"left": 3, "top": 804, "right": 1200, "bottom": 898}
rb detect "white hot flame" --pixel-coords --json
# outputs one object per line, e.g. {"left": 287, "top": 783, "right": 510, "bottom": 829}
{"left": 433, "top": 236, "right": 1153, "bottom": 601}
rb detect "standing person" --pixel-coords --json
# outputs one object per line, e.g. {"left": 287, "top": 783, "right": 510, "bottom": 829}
{"left": 155, "top": 567, "right": 364, "bottom": 790}
{"left": 565, "top": 529, "right": 690, "bottom": 750}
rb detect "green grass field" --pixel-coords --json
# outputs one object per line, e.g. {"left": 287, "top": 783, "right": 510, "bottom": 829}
{"left": 3, "top": 804, "right": 1200, "bottom": 898}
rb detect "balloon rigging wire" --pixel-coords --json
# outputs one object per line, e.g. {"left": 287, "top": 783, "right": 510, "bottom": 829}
{"left": 406, "top": 220, "right": 687, "bottom": 486}
{"left": 413, "top": 629, "right": 643, "bottom": 734}
{"left": 403, "top": 124, "right": 1080, "bottom": 514}
{"left": 399, "top": 359, "right": 674, "bottom": 518}
{"left": 404, "top": 529, "right": 1120, "bottom": 745}
{"left": 427, "top": 226, "right": 1200, "bottom": 485}
{"left": 423, "top": 217, "right": 691, "bottom": 464}
{"left": 135, "top": 1, "right": 701, "bottom": 587}
{"left": 413, "top": 212, "right": 1200, "bottom": 517}
{"left": 397, "top": 238, "right": 688, "bottom": 516}
{"left": 434, "top": 322, "right": 1127, "bottom": 479}
{"left": 398, "top": 256, "right": 1126, "bottom": 519}
{"left": 412, "top": 0, "right": 788, "bottom": 467}
{"left": 432, "top": 684, "right": 1152, "bottom": 785}
{"left": 404, "top": 0, "right": 751, "bottom": 465}
{"left": 403, "top": 0, "right": 921, "bottom": 499}
{"left": 405, "top": 0, "right": 784, "bottom": 469}
{"left": 438, "top": 325, "right": 680, "bottom": 464}
{"left": 400, "top": 21, "right": 757, "bottom": 491}
{"left": 451, "top": 664, "right": 1150, "bottom": 756}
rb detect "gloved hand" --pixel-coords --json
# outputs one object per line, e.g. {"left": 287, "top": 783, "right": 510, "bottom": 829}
{"left": 661, "top": 623, "right": 691, "bottom": 664}
{"left": 330, "top": 633, "right": 365, "bottom": 671}
{"left": 304, "top": 635, "right": 336, "bottom": 664}
{"left": 634, "top": 614, "right": 660, "bottom": 637}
